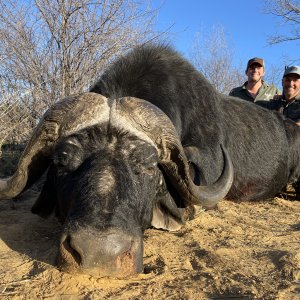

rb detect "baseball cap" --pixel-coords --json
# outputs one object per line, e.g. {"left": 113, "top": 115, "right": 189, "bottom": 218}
{"left": 246, "top": 57, "right": 264, "bottom": 70}
{"left": 283, "top": 66, "right": 300, "bottom": 78}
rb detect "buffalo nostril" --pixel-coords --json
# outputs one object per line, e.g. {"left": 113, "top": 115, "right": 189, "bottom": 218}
{"left": 58, "top": 231, "right": 144, "bottom": 276}
{"left": 61, "top": 235, "right": 82, "bottom": 266}
{"left": 59, "top": 230, "right": 143, "bottom": 276}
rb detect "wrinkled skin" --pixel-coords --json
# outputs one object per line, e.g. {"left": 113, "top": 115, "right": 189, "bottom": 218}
{"left": 31, "top": 125, "right": 183, "bottom": 277}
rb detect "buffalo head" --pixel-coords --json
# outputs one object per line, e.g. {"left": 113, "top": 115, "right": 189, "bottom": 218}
{"left": 0, "top": 93, "right": 233, "bottom": 277}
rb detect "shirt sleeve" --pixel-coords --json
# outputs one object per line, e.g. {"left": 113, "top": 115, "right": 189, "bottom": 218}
{"left": 255, "top": 100, "right": 283, "bottom": 110}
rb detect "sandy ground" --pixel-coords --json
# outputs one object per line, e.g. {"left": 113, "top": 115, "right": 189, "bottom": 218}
{"left": 0, "top": 189, "right": 299, "bottom": 300}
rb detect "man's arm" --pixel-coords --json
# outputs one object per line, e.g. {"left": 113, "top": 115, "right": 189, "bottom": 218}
{"left": 255, "top": 100, "right": 282, "bottom": 110}
{"left": 229, "top": 89, "right": 234, "bottom": 96}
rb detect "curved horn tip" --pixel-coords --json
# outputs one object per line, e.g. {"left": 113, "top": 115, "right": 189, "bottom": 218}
{"left": 0, "top": 179, "right": 12, "bottom": 200}
{"left": 0, "top": 179, "right": 8, "bottom": 189}
{"left": 192, "top": 144, "right": 234, "bottom": 208}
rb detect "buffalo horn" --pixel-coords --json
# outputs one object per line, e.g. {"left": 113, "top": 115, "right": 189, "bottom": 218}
{"left": 0, "top": 93, "right": 109, "bottom": 199}
{"left": 116, "top": 97, "right": 233, "bottom": 208}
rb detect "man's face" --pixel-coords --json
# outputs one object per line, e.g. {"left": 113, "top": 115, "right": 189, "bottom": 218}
{"left": 246, "top": 63, "right": 264, "bottom": 82}
{"left": 282, "top": 74, "right": 300, "bottom": 101}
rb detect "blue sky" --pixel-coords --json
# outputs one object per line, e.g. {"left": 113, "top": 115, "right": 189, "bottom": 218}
{"left": 151, "top": 0, "right": 299, "bottom": 73}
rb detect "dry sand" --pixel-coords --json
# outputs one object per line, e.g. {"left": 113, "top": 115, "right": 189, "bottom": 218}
{"left": 0, "top": 190, "right": 299, "bottom": 299}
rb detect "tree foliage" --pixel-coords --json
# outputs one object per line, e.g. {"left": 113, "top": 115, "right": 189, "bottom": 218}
{"left": 264, "top": 0, "right": 300, "bottom": 45}
{"left": 189, "top": 25, "right": 245, "bottom": 95}
{"left": 0, "top": 0, "right": 158, "bottom": 146}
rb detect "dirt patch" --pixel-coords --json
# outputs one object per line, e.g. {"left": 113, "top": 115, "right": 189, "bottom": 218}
{"left": 0, "top": 190, "right": 299, "bottom": 299}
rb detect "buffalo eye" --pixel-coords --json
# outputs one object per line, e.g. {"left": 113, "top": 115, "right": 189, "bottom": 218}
{"left": 53, "top": 138, "right": 84, "bottom": 172}
{"left": 132, "top": 154, "right": 158, "bottom": 176}
{"left": 132, "top": 161, "right": 157, "bottom": 176}
{"left": 54, "top": 151, "right": 69, "bottom": 167}
{"left": 129, "top": 143, "right": 159, "bottom": 176}
{"left": 140, "top": 162, "right": 157, "bottom": 176}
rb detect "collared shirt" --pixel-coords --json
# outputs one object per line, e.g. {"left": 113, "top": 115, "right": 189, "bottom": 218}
{"left": 229, "top": 81, "right": 281, "bottom": 102}
{"left": 256, "top": 93, "right": 300, "bottom": 123}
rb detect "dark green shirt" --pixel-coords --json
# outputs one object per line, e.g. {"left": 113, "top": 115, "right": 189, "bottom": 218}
{"left": 256, "top": 93, "right": 300, "bottom": 123}
{"left": 229, "top": 81, "right": 281, "bottom": 102}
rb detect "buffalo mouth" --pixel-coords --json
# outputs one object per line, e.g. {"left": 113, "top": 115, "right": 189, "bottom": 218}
{"left": 57, "top": 228, "right": 144, "bottom": 278}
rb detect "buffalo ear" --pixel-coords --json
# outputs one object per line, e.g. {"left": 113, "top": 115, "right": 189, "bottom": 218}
{"left": 151, "top": 178, "right": 187, "bottom": 231}
{"left": 151, "top": 203, "right": 184, "bottom": 231}
{"left": 151, "top": 175, "right": 204, "bottom": 231}
{"left": 151, "top": 199, "right": 202, "bottom": 231}
{"left": 151, "top": 172, "right": 192, "bottom": 231}
{"left": 31, "top": 165, "right": 57, "bottom": 218}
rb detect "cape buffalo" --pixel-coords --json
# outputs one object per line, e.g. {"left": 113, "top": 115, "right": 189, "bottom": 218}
{"left": 0, "top": 44, "right": 299, "bottom": 277}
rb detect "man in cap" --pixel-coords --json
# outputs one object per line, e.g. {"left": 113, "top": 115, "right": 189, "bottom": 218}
{"left": 256, "top": 66, "right": 300, "bottom": 125}
{"left": 229, "top": 57, "right": 280, "bottom": 102}
{"left": 256, "top": 66, "right": 300, "bottom": 197}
